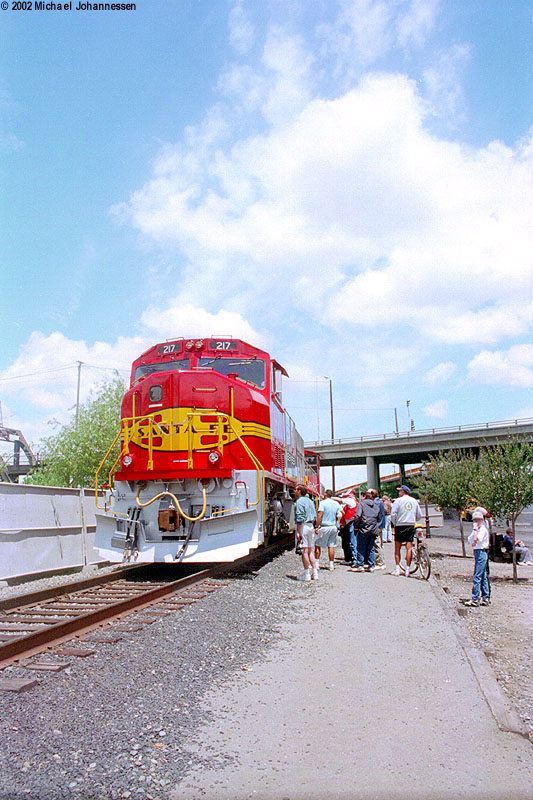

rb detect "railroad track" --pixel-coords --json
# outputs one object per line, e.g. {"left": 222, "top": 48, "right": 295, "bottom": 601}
{"left": 0, "top": 535, "right": 293, "bottom": 671}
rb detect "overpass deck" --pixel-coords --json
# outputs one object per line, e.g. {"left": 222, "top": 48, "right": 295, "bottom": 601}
{"left": 305, "top": 417, "right": 533, "bottom": 486}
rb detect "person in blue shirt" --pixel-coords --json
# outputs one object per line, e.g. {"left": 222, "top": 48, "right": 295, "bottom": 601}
{"left": 314, "top": 489, "right": 341, "bottom": 570}
{"left": 294, "top": 484, "right": 318, "bottom": 582}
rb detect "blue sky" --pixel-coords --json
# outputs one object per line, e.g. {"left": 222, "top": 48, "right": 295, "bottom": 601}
{"left": 1, "top": 0, "right": 532, "bottom": 486}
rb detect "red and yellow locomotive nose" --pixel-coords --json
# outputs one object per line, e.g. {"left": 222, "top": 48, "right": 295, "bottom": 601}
{"left": 116, "top": 366, "right": 271, "bottom": 481}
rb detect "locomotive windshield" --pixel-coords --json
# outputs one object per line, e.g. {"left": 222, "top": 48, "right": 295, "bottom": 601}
{"left": 133, "top": 358, "right": 190, "bottom": 383}
{"left": 197, "top": 357, "right": 266, "bottom": 388}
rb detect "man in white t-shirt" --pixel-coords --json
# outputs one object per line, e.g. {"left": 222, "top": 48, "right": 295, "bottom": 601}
{"left": 314, "top": 489, "right": 341, "bottom": 570}
{"left": 391, "top": 485, "right": 421, "bottom": 576}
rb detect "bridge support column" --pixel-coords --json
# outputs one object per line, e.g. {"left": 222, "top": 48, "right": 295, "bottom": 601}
{"left": 400, "top": 464, "right": 407, "bottom": 485}
{"left": 366, "top": 456, "right": 379, "bottom": 490}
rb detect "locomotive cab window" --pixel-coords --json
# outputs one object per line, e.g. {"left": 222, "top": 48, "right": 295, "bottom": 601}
{"left": 197, "top": 357, "right": 266, "bottom": 388}
{"left": 149, "top": 385, "right": 163, "bottom": 402}
{"left": 133, "top": 358, "right": 190, "bottom": 383}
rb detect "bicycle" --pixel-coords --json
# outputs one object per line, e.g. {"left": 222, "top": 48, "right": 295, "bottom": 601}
{"left": 399, "top": 524, "right": 431, "bottom": 580}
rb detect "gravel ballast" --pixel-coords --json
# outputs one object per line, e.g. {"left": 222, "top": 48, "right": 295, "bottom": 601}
{"left": 1, "top": 541, "right": 532, "bottom": 800}
{"left": 0, "top": 549, "right": 303, "bottom": 800}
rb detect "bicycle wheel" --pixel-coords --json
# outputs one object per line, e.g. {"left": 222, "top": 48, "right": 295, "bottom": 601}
{"left": 401, "top": 559, "right": 418, "bottom": 576}
{"left": 418, "top": 546, "right": 431, "bottom": 580}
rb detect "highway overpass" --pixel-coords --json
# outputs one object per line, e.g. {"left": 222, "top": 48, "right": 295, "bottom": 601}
{"left": 305, "top": 417, "right": 533, "bottom": 490}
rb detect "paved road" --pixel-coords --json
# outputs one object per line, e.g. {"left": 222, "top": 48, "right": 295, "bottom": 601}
{"left": 169, "top": 557, "right": 533, "bottom": 800}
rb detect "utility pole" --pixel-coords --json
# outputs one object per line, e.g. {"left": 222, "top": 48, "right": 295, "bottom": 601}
{"left": 325, "top": 377, "right": 335, "bottom": 492}
{"left": 406, "top": 399, "right": 411, "bottom": 432}
{"left": 75, "top": 361, "right": 83, "bottom": 429}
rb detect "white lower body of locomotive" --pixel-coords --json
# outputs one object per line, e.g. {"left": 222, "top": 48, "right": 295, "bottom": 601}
{"left": 94, "top": 471, "right": 293, "bottom": 563}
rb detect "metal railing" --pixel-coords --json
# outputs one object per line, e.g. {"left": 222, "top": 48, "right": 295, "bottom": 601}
{"left": 95, "top": 409, "right": 265, "bottom": 518}
{"left": 306, "top": 417, "right": 533, "bottom": 448}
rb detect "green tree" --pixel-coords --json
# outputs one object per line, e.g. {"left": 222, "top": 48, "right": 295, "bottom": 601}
{"left": 473, "top": 438, "right": 533, "bottom": 583}
{"left": 25, "top": 376, "right": 125, "bottom": 488}
{"left": 412, "top": 449, "right": 479, "bottom": 557}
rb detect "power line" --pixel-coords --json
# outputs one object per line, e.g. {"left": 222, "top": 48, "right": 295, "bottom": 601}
{"left": 0, "top": 363, "right": 130, "bottom": 383}
{"left": 83, "top": 363, "right": 130, "bottom": 375}
{"left": 0, "top": 365, "right": 77, "bottom": 382}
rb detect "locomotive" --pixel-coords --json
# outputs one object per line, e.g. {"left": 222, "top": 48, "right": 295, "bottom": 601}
{"left": 94, "top": 337, "right": 320, "bottom": 563}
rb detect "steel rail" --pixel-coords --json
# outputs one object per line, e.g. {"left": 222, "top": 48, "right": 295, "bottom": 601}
{"left": 0, "top": 564, "right": 152, "bottom": 613}
{"left": 0, "top": 535, "right": 293, "bottom": 667}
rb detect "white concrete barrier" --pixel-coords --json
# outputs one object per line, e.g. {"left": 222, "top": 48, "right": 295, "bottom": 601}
{"left": 0, "top": 482, "right": 106, "bottom": 581}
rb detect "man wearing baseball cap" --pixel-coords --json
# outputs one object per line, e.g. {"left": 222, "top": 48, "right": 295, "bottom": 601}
{"left": 465, "top": 510, "right": 491, "bottom": 606}
{"left": 391, "top": 485, "right": 422, "bottom": 576}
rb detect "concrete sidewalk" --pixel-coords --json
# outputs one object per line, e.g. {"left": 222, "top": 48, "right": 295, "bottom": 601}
{"left": 170, "top": 559, "right": 533, "bottom": 800}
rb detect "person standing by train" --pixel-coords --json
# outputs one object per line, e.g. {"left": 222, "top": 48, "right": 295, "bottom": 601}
{"left": 335, "top": 490, "right": 358, "bottom": 565}
{"left": 391, "top": 485, "right": 422, "bottom": 576}
{"left": 350, "top": 490, "right": 381, "bottom": 572}
{"left": 381, "top": 494, "right": 393, "bottom": 542}
{"left": 367, "top": 489, "right": 386, "bottom": 569}
{"left": 314, "top": 489, "right": 341, "bottom": 570}
{"left": 294, "top": 484, "right": 318, "bottom": 582}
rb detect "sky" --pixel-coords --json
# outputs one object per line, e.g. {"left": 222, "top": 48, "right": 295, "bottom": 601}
{"left": 1, "top": 0, "right": 532, "bottom": 487}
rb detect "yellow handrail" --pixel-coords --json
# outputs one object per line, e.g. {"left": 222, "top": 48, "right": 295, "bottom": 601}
{"left": 94, "top": 430, "right": 121, "bottom": 510}
{"left": 96, "top": 408, "right": 266, "bottom": 521}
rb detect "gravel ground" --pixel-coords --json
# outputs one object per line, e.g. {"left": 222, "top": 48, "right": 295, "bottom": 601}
{"left": 0, "top": 549, "right": 308, "bottom": 800}
{"left": 426, "top": 533, "right": 533, "bottom": 739}
{"left": 0, "top": 536, "right": 531, "bottom": 800}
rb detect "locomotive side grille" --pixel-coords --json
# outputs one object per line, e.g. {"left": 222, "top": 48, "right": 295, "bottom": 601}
{"left": 273, "top": 443, "right": 284, "bottom": 472}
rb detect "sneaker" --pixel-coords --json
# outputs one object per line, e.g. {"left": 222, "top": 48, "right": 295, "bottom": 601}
{"left": 350, "top": 566, "right": 365, "bottom": 572}
{"left": 329, "top": 562, "right": 334, "bottom": 571}
{"left": 368, "top": 567, "right": 375, "bottom": 573}
{"left": 311, "top": 569, "right": 319, "bottom": 580}
{"left": 404, "top": 564, "right": 410, "bottom": 576}
{"left": 480, "top": 598, "right": 491, "bottom": 606}
{"left": 297, "top": 571, "right": 311, "bottom": 582}
{"left": 464, "top": 599, "right": 480, "bottom": 607}
{"left": 394, "top": 565, "right": 401, "bottom": 576}
{"left": 374, "top": 564, "right": 386, "bottom": 570}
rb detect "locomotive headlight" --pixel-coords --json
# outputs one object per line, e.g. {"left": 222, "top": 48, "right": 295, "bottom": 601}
{"left": 208, "top": 450, "right": 221, "bottom": 464}
{"left": 122, "top": 454, "right": 133, "bottom": 467}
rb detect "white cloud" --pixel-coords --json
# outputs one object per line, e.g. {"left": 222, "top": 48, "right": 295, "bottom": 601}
{"left": 317, "top": 0, "right": 440, "bottom": 76}
{"left": 0, "top": 303, "right": 263, "bottom": 445}
{"left": 0, "top": 331, "right": 145, "bottom": 414}
{"left": 140, "top": 302, "right": 265, "bottom": 347}
{"left": 229, "top": 2, "right": 255, "bottom": 55}
{"left": 423, "top": 42, "right": 470, "bottom": 128}
{"left": 423, "top": 399, "right": 448, "bottom": 418}
{"left": 422, "top": 361, "right": 456, "bottom": 386}
{"left": 119, "top": 62, "right": 533, "bottom": 350}
{"left": 467, "top": 344, "right": 533, "bottom": 388}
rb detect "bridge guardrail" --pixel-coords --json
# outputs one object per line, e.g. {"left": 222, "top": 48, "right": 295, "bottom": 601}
{"left": 306, "top": 417, "right": 533, "bottom": 448}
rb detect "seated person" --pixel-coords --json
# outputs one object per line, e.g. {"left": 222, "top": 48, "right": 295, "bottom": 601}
{"left": 503, "top": 530, "right": 533, "bottom": 565}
